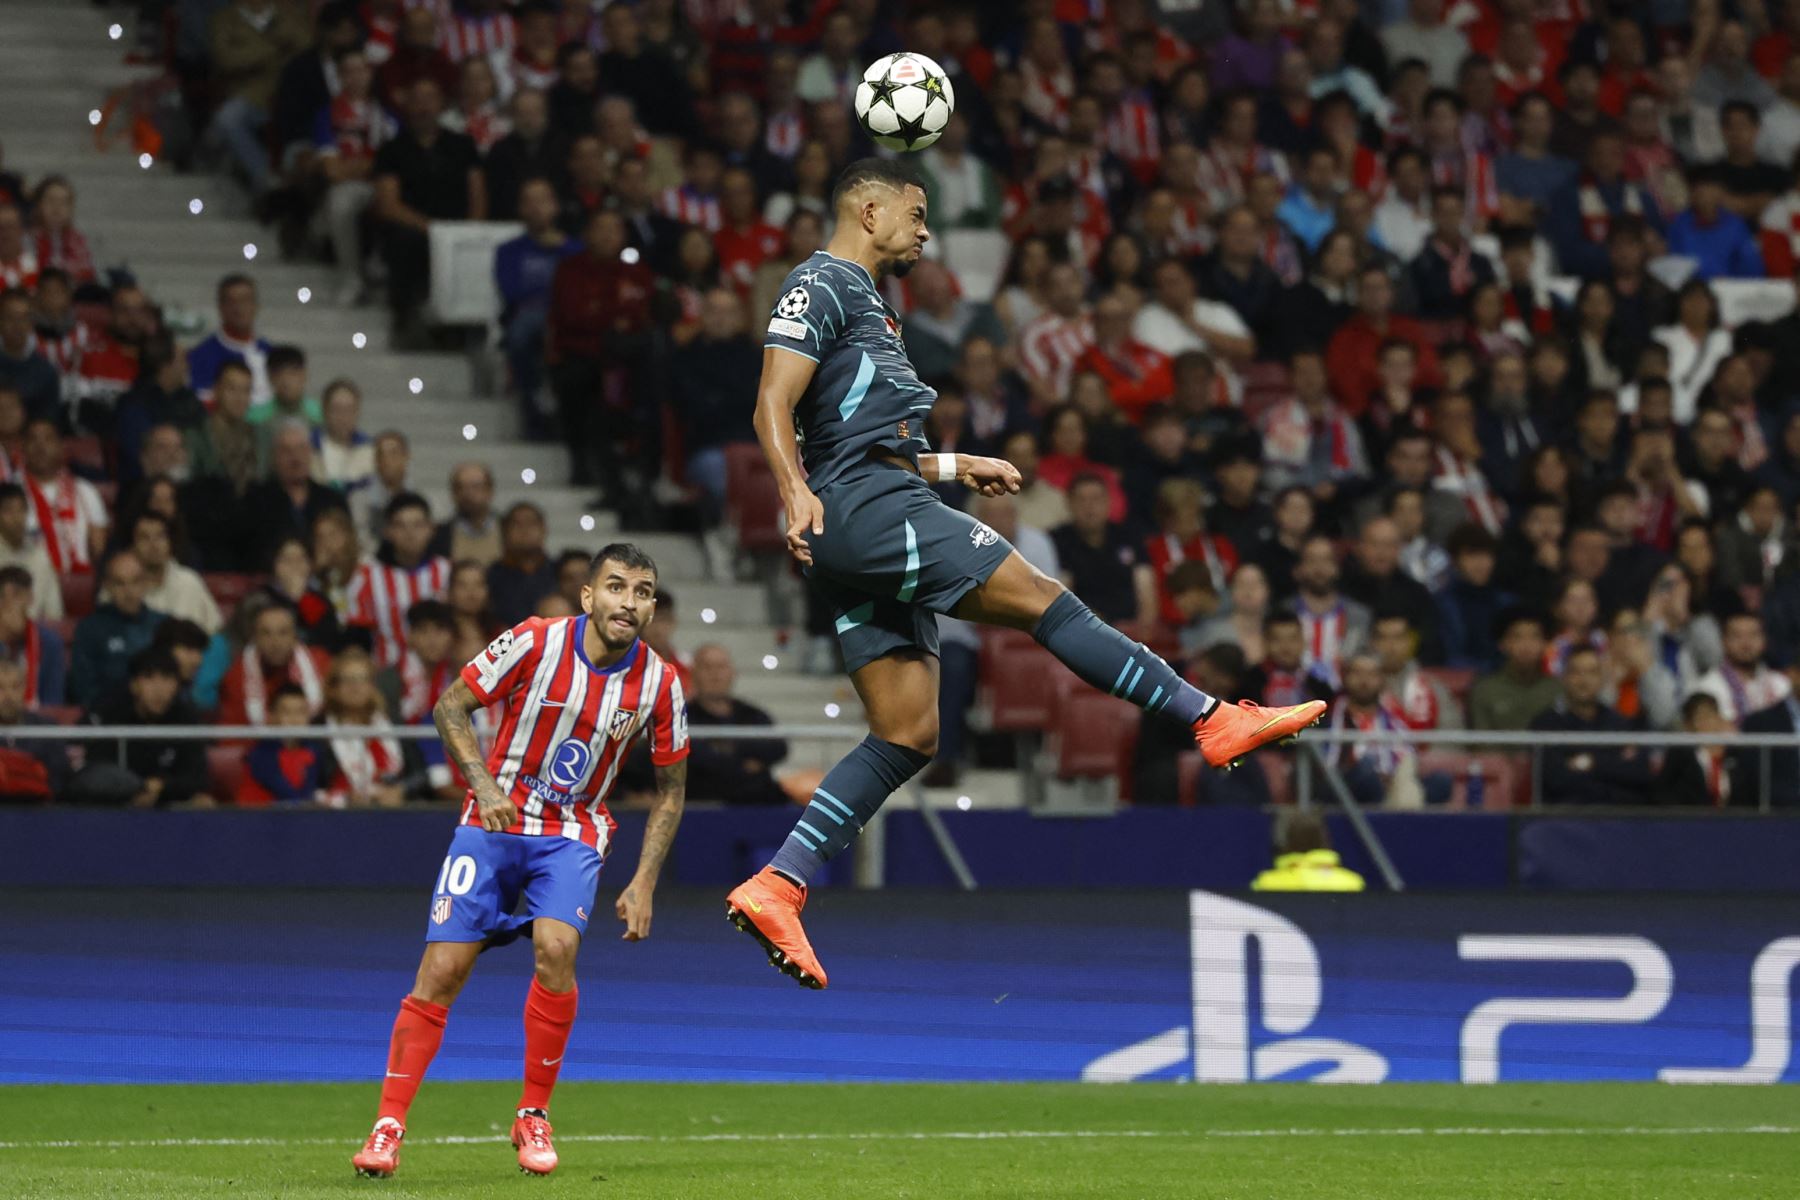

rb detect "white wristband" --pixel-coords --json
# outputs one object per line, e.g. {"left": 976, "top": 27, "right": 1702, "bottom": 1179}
{"left": 929, "top": 453, "right": 958, "bottom": 482}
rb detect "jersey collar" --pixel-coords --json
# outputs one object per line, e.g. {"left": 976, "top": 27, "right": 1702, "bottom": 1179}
{"left": 572, "top": 614, "right": 640, "bottom": 676}
{"left": 822, "top": 249, "right": 878, "bottom": 288}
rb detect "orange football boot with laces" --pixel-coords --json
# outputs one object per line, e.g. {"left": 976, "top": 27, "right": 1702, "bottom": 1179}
{"left": 726, "top": 866, "right": 828, "bottom": 989}
{"left": 1195, "top": 699, "right": 1328, "bottom": 770}
{"left": 511, "top": 1110, "right": 558, "bottom": 1175}
{"left": 352, "top": 1118, "right": 404, "bottom": 1178}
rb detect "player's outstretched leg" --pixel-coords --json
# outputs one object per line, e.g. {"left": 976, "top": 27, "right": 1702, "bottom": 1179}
{"left": 352, "top": 943, "right": 477, "bottom": 1178}
{"left": 961, "top": 555, "right": 1326, "bottom": 770}
{"left": 511, "top": 919, "right": 580, "bottom": 1176}
{"left": 728, "top": 652, "right": 936, "bottom": 989}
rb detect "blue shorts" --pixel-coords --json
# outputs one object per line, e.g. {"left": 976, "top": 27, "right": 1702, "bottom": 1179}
{"left": 424, "top": 825, "right": 602, "bottom": 943}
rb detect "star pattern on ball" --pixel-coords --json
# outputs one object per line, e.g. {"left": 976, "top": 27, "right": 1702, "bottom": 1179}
{"left": 868, "top": 74, "right": 902, "bottom": 109}
{"left": 893, "top": 108, "right": 932, "bottom": 148}
{"left": 921, "top": 74, "right": 945, "bottom": 98}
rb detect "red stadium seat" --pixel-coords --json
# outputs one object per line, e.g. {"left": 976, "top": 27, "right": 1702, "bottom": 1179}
{"left": 723, "top": 443, "right": 786, "bottom": 553}
{"left": 59, "top": 571, "right": 96, "bottom": 619}
{"left": 1050, "top": 691, "right": 1139, "bottom": 779}
{"left": 1417, "top": 318, "right": 1466, "bottom": 348}
{"left": 207, "top": 745, "right": 245, "bottom": 804}
{"left": 1416, "top": 751, "right": 1525, "bottom": 809}
{"left": 202, "top": 572, "right": 261, "bottom": 613}
{"left": 38, "top": 704, "right": 81, "bottom": 725}
{"left": 1421, "top": 667, "right": 1475, "bottom": 706}
{"left": 983, "top": 644, "right": 1066, "bottom": 732}
{"left": 1241, "top": 362, "right": 1290, "bottom": 393}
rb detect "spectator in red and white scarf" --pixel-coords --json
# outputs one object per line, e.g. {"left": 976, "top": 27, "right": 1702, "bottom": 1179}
{"left": 1374, "top": 612, "right": 1463, "bottom": 732}
{"left": 1547, "top": 131, "right": 1660, "bottom": 280}
{"left": 319, "top": 647, "right": 405, "bottom": 807}
{"left": 1408, "top": 186, "right": 1495, "bottom": 316}
{"left": 29, "top": 178, "right": 93, "bottom": 284}
{"left": 313, "top": 47, "right": 395, "bottom": 305}
{"left": 1260, "top": 349, "right": 1370, "bottom": 496}
{"left": 218, "top": 600, "right": 330, "bottom": 728}
{"left": 1320, "top": 652, "right": 1415, "bottom": 801}
{"left": 443, "top": 55, "right": 510, "bottom": 154}
{"left": 0, "top": 564, "right": 64, "bottom": 708}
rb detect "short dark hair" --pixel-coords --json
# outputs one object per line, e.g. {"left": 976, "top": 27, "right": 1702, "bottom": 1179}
{"left": 128, "top": 510, "right": 171, "bottom": 541}
{"left": 36, "top": 266, "right": 71, "bottom": 292}
{"left": 266, "top": 344, "right": 306, "bottom": 373}
{"left": 589, "top": 541, "right": 659, "bottom": 581}
{"left": 1564, "top": 643, "right": 1603, "bottom": 667}
{"left": 1494, "top": 606, "right": 1546, "bottom": 642}
{"left": 0, "top": 564, "right": 32, "bottom": 592}
{"left": 269, "top": 681, "right": 311, "bottom": 707}
{"left": 1721, "top": 99, "right": 1761, "bottom": 126}
{"left": 1682, "top": 691, "right": 1722, "bottom": 724}
{"left": 216, "top": 273, "right": 255, "bottom": 301}
{"left": 1446, "top": 523, "right": 1499, "bottom": 558}
{"left": 152, "top": 617, "right": 210, "bottom": 654}
{"left": 1066, "top": 471, "right": 1110, "bottom": 495}
{"left": 0, "top": 482, "right": 22, "bottom": 507}
{"left": 128, "top": 647, "right": 181, "bottom": 680}
{"left": 555, "top": 548, "right": 590, "bottom": 573}
{"left": 1167, "top": 560, "right": 1216, "bottom": 595}
{"left": 384, "top": 491, "right": 431, "bottom": 524}
{"left": 406, "top": 598, "right": 456, "bottom": 632}
{"left": 831, "top": 157, "right": 926, "bottom": 211}
{"left": 1264, "top": 611, "right": 1303, "bottom": 634}
{"left": 215, "top": 359, "right": 253, "bottom": 383}
{"left": 502, "top": 501, "right": 546, "bottom": 525}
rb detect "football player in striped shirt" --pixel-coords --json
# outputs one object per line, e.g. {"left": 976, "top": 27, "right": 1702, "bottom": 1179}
{"left": 352, "top": 543, "right": 688, "bottom": 1180}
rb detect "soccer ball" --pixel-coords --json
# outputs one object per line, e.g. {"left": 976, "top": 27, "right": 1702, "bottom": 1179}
{"left": 853, "top": 52, "right": 955, "bottom": 152}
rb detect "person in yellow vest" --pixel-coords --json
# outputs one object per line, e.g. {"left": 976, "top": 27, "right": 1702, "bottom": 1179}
{"left": 1251, "top": 810, "right": 1366, "bottom": 892}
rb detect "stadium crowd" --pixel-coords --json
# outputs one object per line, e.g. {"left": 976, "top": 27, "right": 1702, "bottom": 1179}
{"left": 5, "top": 0, "right": 1800, "bottom": 809}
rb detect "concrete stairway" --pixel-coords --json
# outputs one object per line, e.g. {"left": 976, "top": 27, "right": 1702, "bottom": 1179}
{"left": 0, "top": 1, "right": 1028, "bottom": 808}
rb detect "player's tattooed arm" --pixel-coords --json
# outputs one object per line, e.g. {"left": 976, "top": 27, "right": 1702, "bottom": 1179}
{"left": 433, "top": 678, "right": 516, "bottom": 831}
{"left": 618, "top": 759, "right": 686, "bottom": 941}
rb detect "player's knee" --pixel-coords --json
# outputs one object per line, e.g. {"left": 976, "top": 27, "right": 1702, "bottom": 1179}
{"left": 414, "top": 954, "right": 475, "bottom": 1006}
{"left": 532, "top": 926, "right": 581, "bottom": 983}
{"left": 888, "top": 715, "right": 938, "bottom": 761}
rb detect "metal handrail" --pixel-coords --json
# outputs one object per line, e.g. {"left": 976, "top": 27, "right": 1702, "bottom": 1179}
{"left": 7, "top": 723, "right": 1797, "bottom": 746}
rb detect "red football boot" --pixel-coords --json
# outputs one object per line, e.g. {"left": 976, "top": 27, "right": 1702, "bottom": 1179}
{"left": 351, "top": 1118, "right": 404, "bottom": 1178}
{"left": 1196, "top": 699, "right": 1328, "bottom": 770}
{"left": 726, "top": 866, "right": 828, "bottom": 989}
{"left": 511, "top": 1110, "right": 558, "bottom": 1175}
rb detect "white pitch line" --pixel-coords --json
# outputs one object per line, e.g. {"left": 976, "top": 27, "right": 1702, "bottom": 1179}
{"left": 0, "top": 1126, "right": 1795, "bottom": 1151}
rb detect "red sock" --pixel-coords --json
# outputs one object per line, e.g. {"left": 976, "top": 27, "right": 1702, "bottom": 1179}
{"left": 376, "top": 995, "right": 448, "bottom": 1125}
{"left": 519, "top": 978, "right": 578, "bottom": 1113}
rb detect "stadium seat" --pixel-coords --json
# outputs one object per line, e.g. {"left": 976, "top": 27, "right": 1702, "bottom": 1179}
{"left": 1416, "top": 751, "right": 1526, "bottom": 809}
{"left": 1049, "top": 691, "right": 1139, "bottom": 779}
{"left": 1421, "top": 667, "right": 1476, "bottom": 706}
{"left": 1416, "top": 318, "right": 1466, "bottom": 347}
{"left": 984, "top": 644, "right": 1066, "bottom": 732}
{"left": 206, "top": 745, "right": 245, "bottom": 804}
{"left": 723, "top": 443, "right": 786, "bottom": 554}
{"left": 59, "top": 571, "right": 96, "bottom": 619}
{"left": 202, "top": 572, "right": 260, "bottom": 613}
{"left": 38, "top": 705, "right": 81, "bottom": 725}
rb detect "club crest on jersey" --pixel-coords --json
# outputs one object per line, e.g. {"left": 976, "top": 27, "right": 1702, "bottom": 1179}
{"left": 970, "top": 522, "right": 999, "bottom": 548}
{"left": 546, "top": 737, "right": 593, "bottom": 791}
{"left": 777, "top": 286, "right": 811, "bottom": 319}
{"left": 431, "top": 896, "right": 453, "bottom": 926}
{"left": 896, "top": 420, "right": 910, "bottom": 440}
{"left": 607, "top": 708, "right": 638, "bottom": 740}
{"left": 884, "top": 314, "right": 903, "bottom": 341}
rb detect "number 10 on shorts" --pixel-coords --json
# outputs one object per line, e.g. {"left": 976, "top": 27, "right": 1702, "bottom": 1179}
{"left": 436, "top": 854, "right": 477, "bottom": 896}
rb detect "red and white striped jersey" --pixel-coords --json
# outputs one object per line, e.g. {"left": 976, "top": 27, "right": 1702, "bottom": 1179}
{"left": 347, "top": 555, "right": 452, "bottom": 668}
{"left": 441, "top": 11, "right": 515, "bottom": 62}
{"left": 658, "top": 185, "right": 723, "bottom": 232}
{"left": 459, "top": 615, "right": 689, "bottom": 853}
{"left": 1016, "top": 310, "right": 1094, "bottom": 400}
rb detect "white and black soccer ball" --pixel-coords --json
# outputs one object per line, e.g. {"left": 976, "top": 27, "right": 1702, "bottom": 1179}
{"left": 853, "top": 52, "right": 955, "bottom": 152}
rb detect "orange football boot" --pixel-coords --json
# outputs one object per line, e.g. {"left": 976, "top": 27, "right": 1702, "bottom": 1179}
{"left": 726, "top": 866, "right": 828, "bottom": 989}
{"left": 1195, "top": 699, "right": 1328, "bottom": 770}
{"left": 511, "top": 1111, "right": 558, "bottom": 1175}
{"left": 351, "top": 1118, "right": 404, "bottom": 1178}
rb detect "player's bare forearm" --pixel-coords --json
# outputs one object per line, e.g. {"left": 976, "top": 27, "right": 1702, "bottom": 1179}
{"left": 433, "top": 679, "right": 514, "bottom": 830}
{"left": 633, "top": 759, "right": 686, "bottom": 889}
{"left": 617, "top": 759, "right": 685, "bottom": 940}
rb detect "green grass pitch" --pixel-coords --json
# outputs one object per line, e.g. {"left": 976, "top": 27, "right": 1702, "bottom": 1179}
{"left": 1, "top": 1081, "right": 1795, "bottom": 1198}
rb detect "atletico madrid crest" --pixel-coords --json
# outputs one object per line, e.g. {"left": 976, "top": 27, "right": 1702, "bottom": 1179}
{"left": 608, "top": 708, "right": 637, "bottom": 740}
{"left": 431, "top": 896, "right": 453, "bottom": 926}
